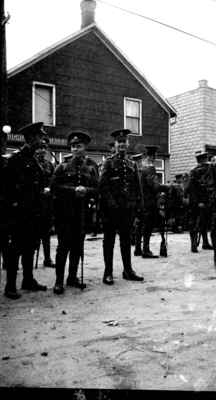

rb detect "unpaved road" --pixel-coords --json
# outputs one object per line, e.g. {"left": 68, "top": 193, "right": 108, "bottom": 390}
{"left": 1, "top": 232, "right": 216, "bottom": 391}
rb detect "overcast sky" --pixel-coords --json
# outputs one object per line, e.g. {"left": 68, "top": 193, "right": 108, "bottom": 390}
{"left": 5, "top": 0, "right": 216, "bottom": 98}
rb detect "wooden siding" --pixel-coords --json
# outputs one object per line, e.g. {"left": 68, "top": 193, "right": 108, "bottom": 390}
{"left": 8, "top": 31, "right": 169, "bottom": 154}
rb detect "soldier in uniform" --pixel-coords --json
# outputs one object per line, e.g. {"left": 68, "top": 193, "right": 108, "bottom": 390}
{"left": 4, "top": 122, "right": 48, "bottom": 299}
{"left": 138, "top": 145, "right": 164, "bottom": 258}
{"left": 34, "top": 139, "right": 55, "bottom": 268}
{"left": 207, "top": 155, "right": 216, "bottom": 266}
{"left": 130, "top": 152, "right": 144, "bottom": 252}
{"left": 51, "top": 129, "right": 99, "bottom": 294}
{"left": 99, "top": 128, "right": 144, "bottom": 285}
{"left": 185, "top": 150, "right": 212, "bottom": 253}
{"left": 170, "top": 174, "right": 185, "bottom": 233}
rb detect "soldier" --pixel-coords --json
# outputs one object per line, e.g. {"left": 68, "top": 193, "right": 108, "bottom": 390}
{"left": 170, "top": 174, "right": 185, "bottom": 233}
{"left": 131, "top": 152, "right": 144, "bottom": 253}
{"left": 139, "top": 145, "right": 163, "bottom": 258}
{"left": 51, "top": 129, "right": 99, "bottom": 294}
{"left": 4, "top": 122, "right": 48, "bottom": 299}
{"left": 34, "top": 139, "right": 55, "bottom": 268}
{"left": 207, "top": 155, "right": 216, "bottom": 266}
{"left": 99, "top": 128, "right": 144, "bottom": 285}
{"left": 185, "top": 150, "right": 212, "bottom": 253}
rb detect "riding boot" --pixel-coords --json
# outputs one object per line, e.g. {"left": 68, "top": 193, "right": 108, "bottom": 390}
{"left": 67, "top": 235, "right": 85, "bottom": 285}
{"left": 134, "top": 222, "right": 142, "bottom": 256}
{"left": 190, "top": 232, "right": 198, "bottom": 253}
{"left": 55, "top": 243, "right": 68, "bottom": 286}
{"left": 103, "top": 231, "right": 115, "bottom": 278}
{"left": 201, "top": 231, "right": 213, "bottom": 250}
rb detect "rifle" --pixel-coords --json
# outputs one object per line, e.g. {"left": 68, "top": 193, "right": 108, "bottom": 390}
{"left": 194, "top": 213, "right": 202, "bottom": 248}
{"left": 159, "top": 216, "right": 168, "bottom": 257}
{"left": 158, "top": 191, "right": 168, "bottom": 257}
{"left": 35, "top": 239, "right": 41, "bottom": 269}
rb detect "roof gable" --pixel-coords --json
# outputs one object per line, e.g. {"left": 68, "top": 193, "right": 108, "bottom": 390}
{"left": 8, "top": 23, "right": 176, "bottom": 117}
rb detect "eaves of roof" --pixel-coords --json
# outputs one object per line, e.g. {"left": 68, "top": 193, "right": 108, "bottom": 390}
{"left": 8, "top": 23, "right": 177, "bottom": 118}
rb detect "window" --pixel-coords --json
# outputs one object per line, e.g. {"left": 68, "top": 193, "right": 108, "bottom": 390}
{"left": 124, "top": 97, "right": 142, "bottom": 135}
{"left": 32, "top": 82, "right": 56, "bottom": 126}
{"left": 155, "top": 158, "right": 164, "bottom": 183}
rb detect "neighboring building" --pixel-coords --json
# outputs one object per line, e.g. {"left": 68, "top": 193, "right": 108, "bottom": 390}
{"left": 6, "top": 0, "right": 176, "bottom": 182}
{"left": 169, "top": 79, "right": 216, "bottom": 179}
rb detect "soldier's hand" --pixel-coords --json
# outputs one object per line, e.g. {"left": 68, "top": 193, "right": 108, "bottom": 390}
{"left": 198, "top": 202, "right": 205, "bottom": 208}
{"left": 75, "top": 185, "right": 87, "bottom": 197}
{"left": 43, "top": 187, "right": 50, "bottom": 195}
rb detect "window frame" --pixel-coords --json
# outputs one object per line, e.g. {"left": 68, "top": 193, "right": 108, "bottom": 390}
{"left": 32, "top": 81, "right": 56, "bottom": 127}
{"left": 155, "top": 158, "right": 165, "bottom": 184}
{"left": 124, "top": 97, "right": 142, "bottom": 136}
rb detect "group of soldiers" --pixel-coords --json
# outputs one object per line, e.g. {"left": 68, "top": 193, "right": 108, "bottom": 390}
{"left": 1, "top": 122, "right": 216, "bottom": 300}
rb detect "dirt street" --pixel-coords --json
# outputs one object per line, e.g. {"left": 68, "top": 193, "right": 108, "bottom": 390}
{"left": 1, "top": 232, "right": 216, "bottom": 391}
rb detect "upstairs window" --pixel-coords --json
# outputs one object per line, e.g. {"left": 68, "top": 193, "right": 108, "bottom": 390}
{"left": 32, "top": 82, "right": 56, "bottom": 126}
{"left": 124, "top": 97, "right": 142, "bottom": 135}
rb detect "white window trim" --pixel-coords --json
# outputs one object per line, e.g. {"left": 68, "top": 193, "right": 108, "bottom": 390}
{"left": 124, "top": 97, "right": 142, "bottom": 136}
{"left": 155, "top": 158, "right": 164, "bottom": 171}
{"left": 32, "top": 81, "right": 56, "bottom": 126}
{"left": 156, "top": 171, "right": 165, "bottom": 184}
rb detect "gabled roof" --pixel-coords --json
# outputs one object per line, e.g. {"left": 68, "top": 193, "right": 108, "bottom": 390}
{"left": 8, "top": 23, "right": 177, "bottom": 118}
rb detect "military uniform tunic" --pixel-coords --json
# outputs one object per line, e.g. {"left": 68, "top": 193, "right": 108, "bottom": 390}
{"left": 5, "top": 145, "right": 46, "bottom": 286}
{"left": 99, "top": 153, "right": 142, "bottom": 275}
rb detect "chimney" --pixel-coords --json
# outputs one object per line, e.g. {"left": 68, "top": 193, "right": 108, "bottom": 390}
{"left": 198, "top": 79, "right": 208, "bottom": 88}
{"left": 80, "top": 0, "right": 96, "bottom": 29}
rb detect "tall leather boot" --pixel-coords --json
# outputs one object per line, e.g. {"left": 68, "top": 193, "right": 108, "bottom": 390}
{"left": 134, "top": 221, "right": 142, "bottom": 256}
{"left": 53, "top": 243, "right": 68, "bottom": 294}
{"left": 4, "top": 246, "right": 21, "bottom": 299}
{"left": 67, "top": 235, "right": 86, "bottom": 288}
{"left": 201, "top": 231, "right": 213, "bottom": 250}
{"left": 142, "top": 234, "right": 158, "bottom": 258}
{"left": 102, "top": 230, "right": 115, "bottom": 284}
{"left": 190, "top": 231, "right": 198, "bottom": 253}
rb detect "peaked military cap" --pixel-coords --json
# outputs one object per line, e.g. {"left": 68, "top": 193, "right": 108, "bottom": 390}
{"left": 195, "top": 150, "right": 208, "bottom": 160}
{"left": 131, "top": 153, "right": 144, "bottom": 162}
{"left": 63, "top": 153, "right": 73, "bottom": 162}
{"left": 110, "top": 129, "right": 131, "bottom": 140}
{"left": 144, "top": 145, "right": 159, "bottom": 157}
{"left": 67, "top": 129, "right": 91, "bottom": 146}
{"left": 18, "top": 122, "right": 47, "bottom": 139}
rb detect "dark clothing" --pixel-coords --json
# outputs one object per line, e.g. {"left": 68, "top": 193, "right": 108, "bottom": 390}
{"left": 99, "top": 153, "right": 142, "bottom": 275}
{"left": 5, "top": 145, "right": 46, "bottom": 290}
{"left": 0, "top": 156, "right": 10, "bottom": 270}
{"left": 168, "top": 183, "right": 185, "bottom": 232}
{"left": 185, "top": 162, "right": 211, "bottom": 251}
{"left": 36, "top": 158, "right": 55, "bottom": 264}
{"left": 204, "top": 163, "right": 216, "bottom": 261}
{"left": 136, "top": 162, "right": 168, "bottom": 255}
{"left": 51, "top": 155, "right": 99, "bottom": 285}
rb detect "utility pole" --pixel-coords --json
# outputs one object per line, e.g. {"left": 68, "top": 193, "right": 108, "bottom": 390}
{"left": 0, "top": 0, "right": 10, "bottom": 145}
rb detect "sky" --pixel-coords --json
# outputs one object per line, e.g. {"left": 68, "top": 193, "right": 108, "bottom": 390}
{"left": 4, "top": 0, "right": 216, "bottom": 98}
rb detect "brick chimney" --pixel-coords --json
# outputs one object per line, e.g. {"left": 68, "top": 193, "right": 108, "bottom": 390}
{"left": 198, "top": 79, "right": 208, "bottom": 88}
{"left": 80, "top": 0, "right": 96, "bottom": 29}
